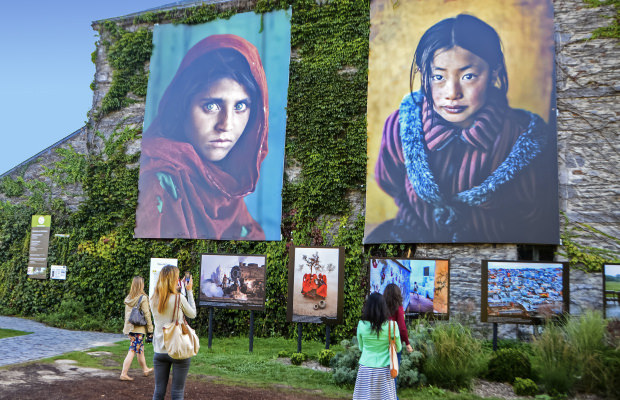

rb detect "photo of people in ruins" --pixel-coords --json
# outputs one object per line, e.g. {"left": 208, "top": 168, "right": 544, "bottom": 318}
{"left": 199, "top": 254, "right": 266, "bottom": 311}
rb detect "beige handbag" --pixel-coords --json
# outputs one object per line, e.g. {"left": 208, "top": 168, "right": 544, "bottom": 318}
{"left": 388, "top": 320, "right": 399, "bottom": 378}
{"left": 162, "top": 294, "right": 200, "bottom": 359}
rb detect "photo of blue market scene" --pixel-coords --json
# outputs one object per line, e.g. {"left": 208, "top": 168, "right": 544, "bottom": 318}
{"left": 486, "top": 261, "right": 566, "bottom": 323}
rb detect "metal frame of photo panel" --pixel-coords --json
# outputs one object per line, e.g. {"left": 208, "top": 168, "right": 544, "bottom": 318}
{"left": 198, "top": 253, "right": 267, "bottom": 311}
{"left": 481, "top": 260, "right": 570, "bottom": 324}
{"left": 286, "top": 245, "right": 345, "bottom": 324}
{"left": 603, "top": 263, "right": 620, "bottom": 320}
{"left": 368, "top": 257, "right": 450, "bottom": 320}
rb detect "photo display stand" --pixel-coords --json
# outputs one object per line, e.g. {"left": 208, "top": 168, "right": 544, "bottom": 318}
{"left": 287, "top": 246, "right": 345, "bottom": 353}
{"left": 481, "top": 260, "right": 570, "bottom": 348}
{"left": 199, "top": 253, "right": 267, "bottom": 352}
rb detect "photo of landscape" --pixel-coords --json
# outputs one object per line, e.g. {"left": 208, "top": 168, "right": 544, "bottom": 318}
{"left": 604, "top": 263, "right": 620, "bottom": 319}
{"left": 483, "top": 261, "right": 567, "bottom": 323}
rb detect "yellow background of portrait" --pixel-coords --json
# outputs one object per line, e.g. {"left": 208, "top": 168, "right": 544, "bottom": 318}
{"left": 364, "top": 0, "right": 555, "bottom": 230}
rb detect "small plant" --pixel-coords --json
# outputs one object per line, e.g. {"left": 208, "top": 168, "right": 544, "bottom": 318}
{"left": 514, "top": 377, "right": 538, "bottom": 396}
{"left": 398, "top": 349, "right": 426, "bottom": 388}
{"left": 318, "top": 349, "right": 335, "bottom": 367}
{"left": 422, "top": 322, "right": 484, "bottom": 390}
{"left": 331, "top": 338, "right": 361, "bottom": 386}
{"left": 532, "top": 322, "right": 577, "bottom": 395}
{"left": 277, "top": 350, "right": 290, "bottom": 358}
{"left": 290, "top": 352, "right": 307, "bottom": 366}
{"left": 486, "top": 348, "right": 531, "bottom": 383}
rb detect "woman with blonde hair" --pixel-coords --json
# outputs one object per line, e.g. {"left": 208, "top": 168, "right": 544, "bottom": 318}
{"left": 121, "top": 276, "right": 154, "bottom": 380}
{"left": 150, "top": 265, "right": 197, "bottom": 400}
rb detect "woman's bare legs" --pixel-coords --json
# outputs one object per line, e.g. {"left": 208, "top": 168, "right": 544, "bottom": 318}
{"left": 120, "top": 350, "right": 135, "bottom": 380}
{"left": 138, "top": 351, "right": 153, "bottom": 375}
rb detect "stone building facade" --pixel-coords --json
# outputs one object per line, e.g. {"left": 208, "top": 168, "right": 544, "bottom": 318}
{"left": 1, "top": 0, "right": 617, "bottom": 337}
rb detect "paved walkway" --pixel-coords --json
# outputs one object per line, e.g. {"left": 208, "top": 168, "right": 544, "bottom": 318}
{"left": 0, "top": 316, "right": 126, "bottom": 367}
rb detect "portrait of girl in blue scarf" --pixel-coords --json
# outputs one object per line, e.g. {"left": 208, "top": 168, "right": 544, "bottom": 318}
{"left": 365, "top": 13, "right": 559, "bottom": 244}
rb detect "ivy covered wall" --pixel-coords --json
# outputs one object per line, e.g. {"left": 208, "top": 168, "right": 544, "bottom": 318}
{"left": 0, "top": 0, "right": 618, "bottom": 340}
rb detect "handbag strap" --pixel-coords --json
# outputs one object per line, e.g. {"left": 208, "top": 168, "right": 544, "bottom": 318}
{"left": 171, "top": 293, "right": 180, "bottom": 325}
{"left": 137, "top": 295, "right": 143, "bottom": 307}
{"left": 388, "top": 320, "right": 395, "bottom": 345}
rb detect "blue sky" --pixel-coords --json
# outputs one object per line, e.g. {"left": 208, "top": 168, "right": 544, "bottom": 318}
{"left": 0, "top": 1, "right": 181, "bottom": 175}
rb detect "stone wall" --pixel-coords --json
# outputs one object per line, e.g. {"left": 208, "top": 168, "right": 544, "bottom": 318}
{"left": 2, "top": 0, "right": 618, "bottom": 338}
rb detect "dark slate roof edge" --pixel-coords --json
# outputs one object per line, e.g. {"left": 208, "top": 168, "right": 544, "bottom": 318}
{"left": 92, "top": 0, "right": 230, "bottom": 23}
{"left": 0, "top": 126, "right": 86, "bottom": 178}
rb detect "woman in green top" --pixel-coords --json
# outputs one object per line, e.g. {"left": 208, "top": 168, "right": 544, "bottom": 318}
{"left": 353, "top": 292, "right": 401, "bottom": 400}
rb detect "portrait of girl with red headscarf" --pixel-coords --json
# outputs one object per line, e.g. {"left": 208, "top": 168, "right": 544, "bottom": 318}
{"left": 135, "top": 33, "right": 271, "bottom": 240}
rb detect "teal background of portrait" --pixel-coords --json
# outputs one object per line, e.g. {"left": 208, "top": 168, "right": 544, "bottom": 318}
{"left": 143, "top": 9, "right": 291, "bottom": 240}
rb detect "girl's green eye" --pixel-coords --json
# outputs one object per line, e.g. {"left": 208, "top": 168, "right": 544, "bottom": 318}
{"left": 462, "top": 73, "right": 476, "bottom": 80}
{"left": 431, "top": 75, "right": 443, "bottom": 82}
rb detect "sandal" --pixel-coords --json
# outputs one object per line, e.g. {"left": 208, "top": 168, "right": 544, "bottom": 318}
{"left": 143, "top": 368, "right": 154, "bottom": 377}
{"left": 120, "top": 375, "right": 134, "bottom": 381}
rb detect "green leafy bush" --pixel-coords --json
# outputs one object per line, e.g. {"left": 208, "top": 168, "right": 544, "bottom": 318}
{"left": 290, "top": 352, "right": 307, "bottom": 366}
{"left": 486, "top": 348, "right": 531, "bottom": 383}
{"left": 318, "top": 349, "right": 335, "bottom": 367}
{"left": 330, "top": 338, "right": 361, "bottom": 386}
{"left": 513, "top": 377, "right": 538, "bottom": 396}
{"left": 422, "top": 322, "right": 484, "bottom": 390}
{"left": 0, "top": 176, "right": 25, "bottom": 197}
{"left": 398, "top": 349, "right": 426, "bottom": 388}
{"left": 278, "top": 350, "right": 290, "bottom": 358}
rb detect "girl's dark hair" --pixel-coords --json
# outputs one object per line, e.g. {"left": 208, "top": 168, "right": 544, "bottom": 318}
{"left": 410, "top": 14, "right": 509, "bottom": 110}
{"left": 361, "top": 292, "right": 390, "bottom": 337}
{"left": 158, "top": 48, "right": 260, "bottom": 140}
{"left": 384, "top": 283, "right": 403, "bottom": 317}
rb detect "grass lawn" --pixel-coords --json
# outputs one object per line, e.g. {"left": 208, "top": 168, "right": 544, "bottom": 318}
{"left": 38, "top": 336, "right": 493, "bottom": 400}
{"left": 0, "top": 328, "right": 32, "bottom": 339}
{"left": 605, "top": 281, "right": 620, "bottom": 291}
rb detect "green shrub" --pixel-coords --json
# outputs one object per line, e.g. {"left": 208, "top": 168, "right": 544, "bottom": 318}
{"left": 290, "top": 352, "right": 307, "bottom": 366}
{"left": 514, "top": 377, "right": 538, "bottom": 396}
{"left": 278, "top": 350, "right": 290, "bottom": 358}
{"left": 486, "top": 348, "right": 531, "bottom": 383}
{"left": 422, "top": 322, "right": 484, "bottom": 390}
{"left": 398, "top": 349, "right": 426, "bottom": 388}
{"left": 331, "top": 338, "right": 361, "bottom": 386}
{"left": 564, "top": 310, "right": 608, "bottom": 394}
{"left": 330, "top": 335, "right": 426, "bottom": 388}
{"left": 532, "top": 322, "right": 577, "bottom": 395}
{"left": 318, "top": 349, "right": 335, "bottom": 367}
{"left": 532, "top": 311, "right": 615, "bottom": 396}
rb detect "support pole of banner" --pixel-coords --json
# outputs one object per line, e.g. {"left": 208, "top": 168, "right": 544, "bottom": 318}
{"left": 208, "top": 307, "right": 214, "bottom": 349}
{"left": 249, "top": 310, "right": 255, "bottom": 352}
{"left": 492, "top": 322, "right": 498, "bottom": 351}
{"left": 297, "top": 323, "right": 302, "bottom": 353}
{"left": 325, "top": 324, "right": 331, "bottom": 349}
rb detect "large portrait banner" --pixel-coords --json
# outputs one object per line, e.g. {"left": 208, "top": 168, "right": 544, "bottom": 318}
{"left": 363, "top": 0, "right": 559, "bottom": 244}
{"left": 134, "top": 9, "right": 291, "bottom": 241}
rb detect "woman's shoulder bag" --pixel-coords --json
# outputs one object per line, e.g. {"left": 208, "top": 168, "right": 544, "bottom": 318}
{"left": 128, "top": 295, "right": 148, "bottom": 326}
{"left": 162, "top": 293, "right": 200, "bottom": 359}
{"left": 388, "top": 320, "right": 399, "bottom": 378}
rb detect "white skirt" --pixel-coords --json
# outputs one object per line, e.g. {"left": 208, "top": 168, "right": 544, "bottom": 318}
{"left": 352, "top": 364, "right": 397, "bottom": 400}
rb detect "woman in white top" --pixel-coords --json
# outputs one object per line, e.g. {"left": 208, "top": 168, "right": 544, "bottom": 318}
{"left": 150, "top": 265, "right": 197, "bottom": 400}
